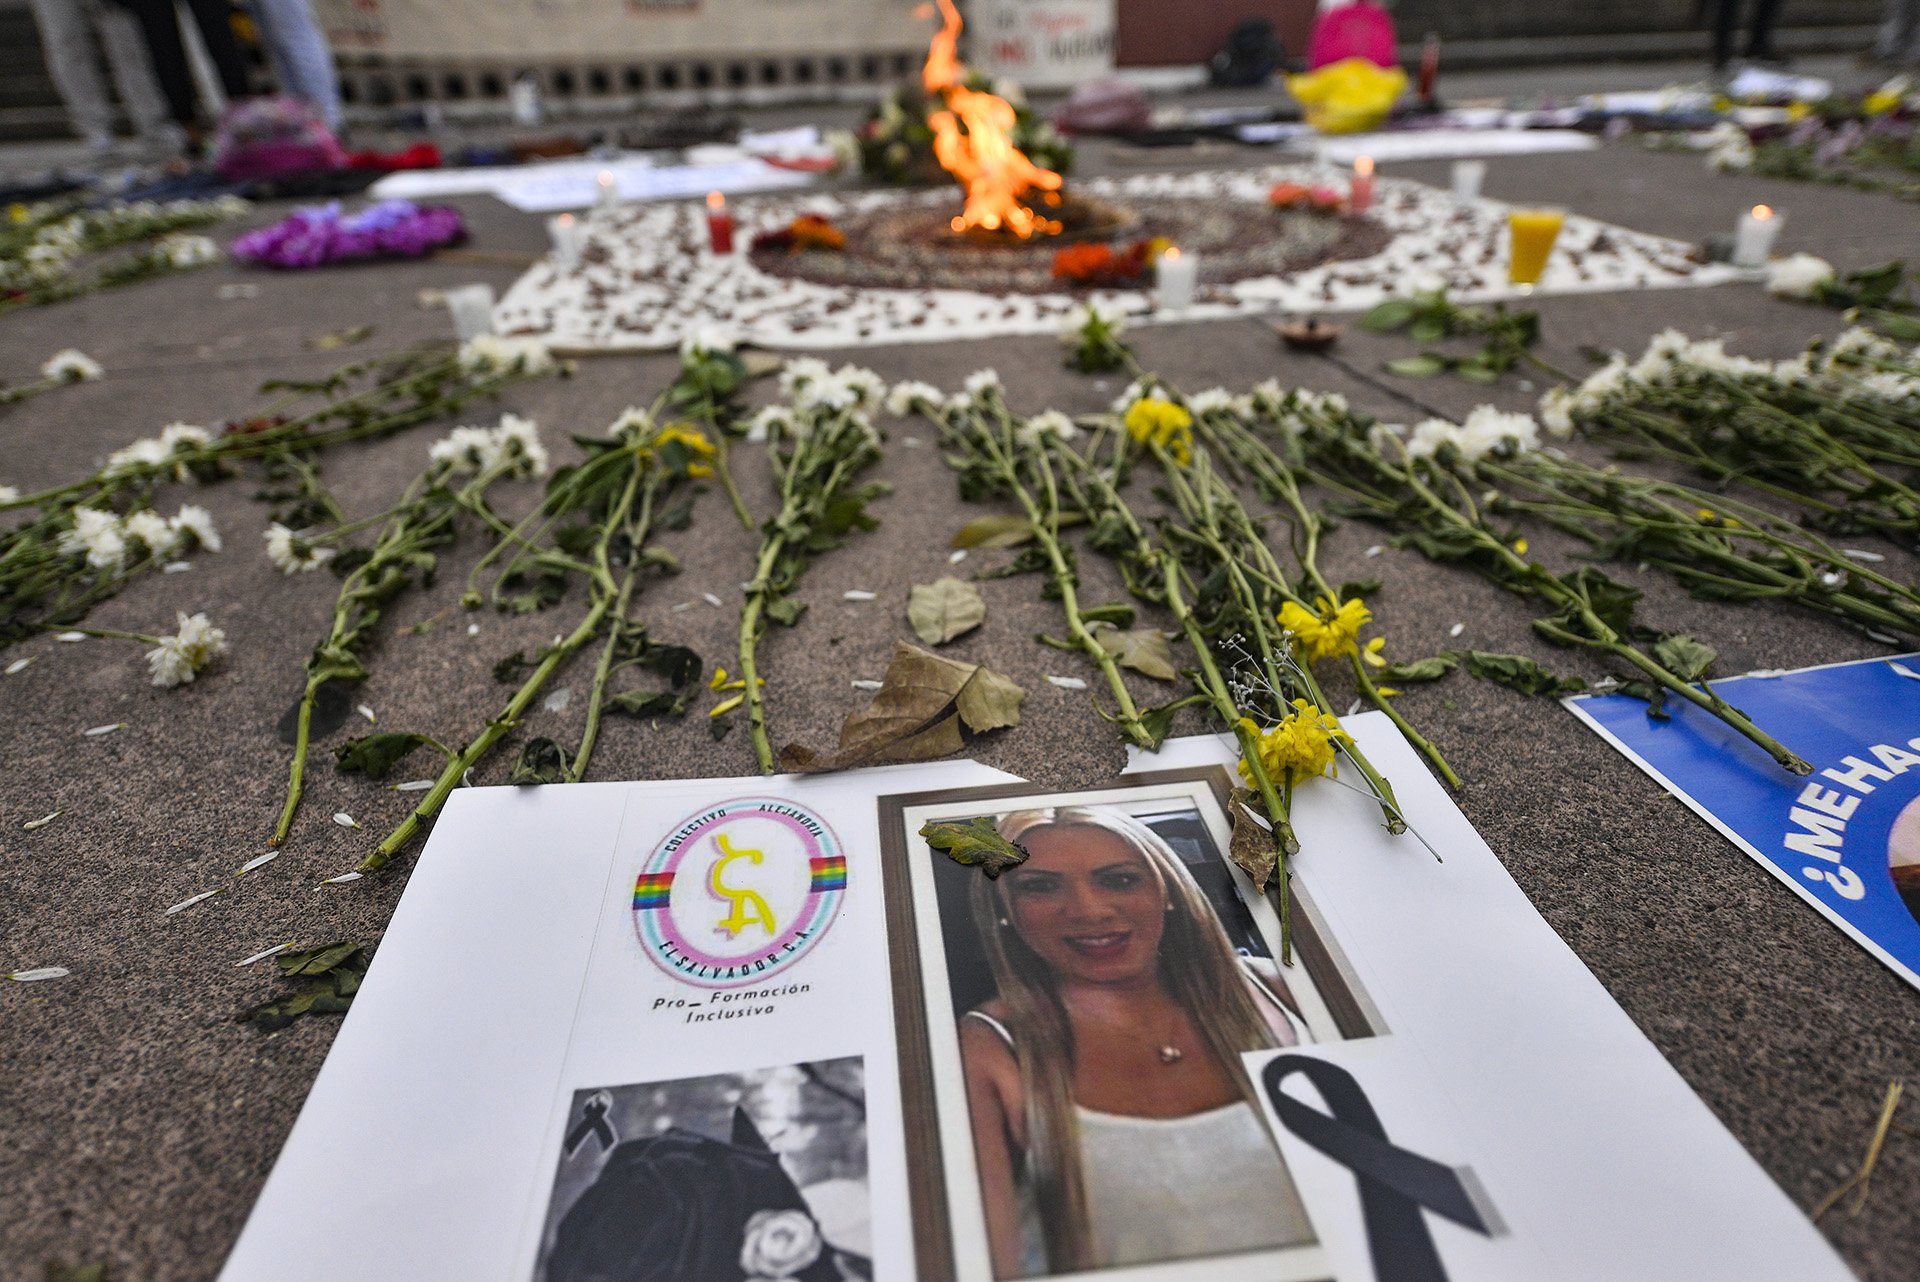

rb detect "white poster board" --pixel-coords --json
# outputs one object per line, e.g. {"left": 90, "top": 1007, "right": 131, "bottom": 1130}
{"left": 971, "top": 0, "right": 1115, "bottom": 90}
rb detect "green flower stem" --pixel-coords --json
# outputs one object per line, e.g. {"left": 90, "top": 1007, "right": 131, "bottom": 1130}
{"left": 568, "top": 482, "right": 660, "bottom": 783}
{"left": 362, "top": 466, "right": 653, "bottom": 872}
{"left": 709, "top": 431, "right": 756, "bottom": 531}
{"left": 38, "top": 623, "right": 159, "bottom": 645}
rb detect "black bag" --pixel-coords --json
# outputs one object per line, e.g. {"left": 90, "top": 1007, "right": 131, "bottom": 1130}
{"left": 1209, "top": 18, "right": 1283, "bottom": 87}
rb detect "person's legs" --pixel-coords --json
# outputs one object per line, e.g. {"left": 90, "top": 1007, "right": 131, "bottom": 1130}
{"left": 1710, "top": 0, "right": 1742, "bottom": 69}
{"left": 89, "top": 0, "right": 174, "bottom": 144}
{"left": 177, "top": 0, "right": 252, "bottom": 98}
{"left": 1745, "top": 0, "right": 1786, "bottom": 59}
{"left": 111, "top": 0, "right": 196, "bottom": 126}
{"left": 28, "top": 0, "right": 116, "bottom": 146}
{"left": 250, "top": 0, "right": 341, "bottom": 129}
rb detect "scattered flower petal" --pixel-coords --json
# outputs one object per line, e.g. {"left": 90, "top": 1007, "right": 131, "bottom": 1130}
{"left": 843, "top": 589, "right": 877, "bottom": 601}
{"left": 22, "top": 811, "right": 60, "bottom": 830}
{"left": 333, "top": 812, "right": 361, "bottom": 829}
{"left": 1448, "top": 623, "right": 1465, "bottom": 637}
{"left": 161, "top": 561, "right": 193, "bottom": 573}
{"left": 5, "top": 658, "right": 32, "bottom": 675}
{"left": 165, "top": 889, "right": 221, "bottom": 915}
{"left": 702, "top": 592, "right": 724, "bottom": 607}
{"left": 357, "top": 704, "right": 377, "bottom": 723}
{"left": 1843, "top": 548, "right": 1887, "bottom": 563}
{"left": 901, "top": 436, "right": 923, "bottom": 448}
{"left": 234, "top": 943, "right": 291, "bottom": 968}
{"left": 8, "top": 966, "right": 69, "bottom": 982}
{"left": 82, "top": 723, "right": 124, "bottom": 737}
{"left": 543, "top": 686, "right": 572, "bottom": 713}
{"left": 467, "top": 623, "right": 480, "bottom": 636}
{"left": 851, "top": 679, "right": 885, "bottom": 690}
{"left": 394, "top": 779, "right": 436, "bottom": 791}
{"left": 55, "top": 632, "right": 86, "bottom": 642}
{"left": 238, "top": 851, "right": 279, "bottom": 874}
{"left": 1365, "top": 545, "right": 1384, "bottom": 558}
{"left": 319, "top": 872, "right": 363, "bottom": 886}
{"left": 948, "top": 549, "right": 967, "bottom": 564}
{"left": 1047, "top": 675, "right": 1089, "bottom": 690}
{"left": 671, "top": 601, "right": 693, "bottom": 612}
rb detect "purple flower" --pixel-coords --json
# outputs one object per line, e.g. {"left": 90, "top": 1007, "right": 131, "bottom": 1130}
{"left": 229, "top": 200, "right": 467, "bottom": 269}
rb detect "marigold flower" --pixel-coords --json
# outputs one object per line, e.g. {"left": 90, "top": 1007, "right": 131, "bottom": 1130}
{"left": 788, "top": 214, "right": 847, "bottom": 252}
{"left": 652, "top": 424, "right": 717, "bottom": 477}
{"left": 1123, "top": 398, "right": 1194, "bottom": 466}
{"left": 1278, "top": 595, "right": 1371, "bottom": 663}
{"left": 1237, "top": 702, "right": 1352, "bottom": 788}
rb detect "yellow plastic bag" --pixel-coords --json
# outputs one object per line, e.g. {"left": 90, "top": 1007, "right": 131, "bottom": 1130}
{"left": 1286, "top": 57, "right": 1408, "bottom": 134}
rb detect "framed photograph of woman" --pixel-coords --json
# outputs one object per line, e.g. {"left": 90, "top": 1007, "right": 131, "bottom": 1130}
{"left": 877, "top": 766, "right": 1384, "bottom": 1282}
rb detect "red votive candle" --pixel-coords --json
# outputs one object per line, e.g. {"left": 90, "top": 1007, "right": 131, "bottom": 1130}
{"left": 706, "top": 191, "right": 735, "bottom": 254}
{"left": 1350, "top": 155, "right": 1375, "bottom": 215}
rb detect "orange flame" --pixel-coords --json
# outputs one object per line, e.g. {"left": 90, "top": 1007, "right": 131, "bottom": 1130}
{"left": 919, "top": 0, "right": 1063, "bottom": 238}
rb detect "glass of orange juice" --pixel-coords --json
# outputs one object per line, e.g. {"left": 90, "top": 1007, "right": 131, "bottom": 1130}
{"left": 1507, "top": 207, "right": 1566, "bottom": 287}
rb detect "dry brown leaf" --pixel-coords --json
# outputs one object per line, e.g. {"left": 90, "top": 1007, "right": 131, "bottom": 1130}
{"left": 778, "top": 642, "right": 1023, "bottom": 773}
{"left": 1228, "top": 787, "right": 1279, "bottom": 892}
{"left": 909, "top": 577, "right": 986, "bottom": 646}
{"left": 1090, "top": 621, "right": 1178, "bottom": 681}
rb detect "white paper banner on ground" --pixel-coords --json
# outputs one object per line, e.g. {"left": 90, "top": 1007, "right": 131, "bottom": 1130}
{"left": 1306, "top": 129, "right": 1600, "bottom": 165}
{"left": 219, "top": 724, "right": 1849, "bottom": 1282}
{"left": 971, "top": 0, "right": 1116, "bottom": 89}
{"left": 371, "top": 156, "right": 819, "bottom": 212}
{"left": 493, "top": 164, "right": 1740, "bottom": 352}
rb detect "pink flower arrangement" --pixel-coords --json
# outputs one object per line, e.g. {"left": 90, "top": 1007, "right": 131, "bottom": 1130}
{"left": 230, "top": 200, "right": 467, "bottom": 269}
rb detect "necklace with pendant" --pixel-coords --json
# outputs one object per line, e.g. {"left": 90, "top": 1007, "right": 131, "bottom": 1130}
{"left": 1158, "top": 1007, "right": 1183, "bottom": 1065}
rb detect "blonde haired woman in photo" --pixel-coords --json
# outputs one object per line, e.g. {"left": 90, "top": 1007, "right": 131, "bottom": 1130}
{"left": 958, "top": 806, "right": 1314, "bottom": 1277}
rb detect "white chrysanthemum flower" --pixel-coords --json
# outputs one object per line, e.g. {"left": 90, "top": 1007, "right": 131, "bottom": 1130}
{"left": 1829, "top": 326, "right": 1902, "bottom": 364}
{"left": 744, "top": 405, "right": 797, "bottom": 443}
{"left": 157, "top": 422, "right": 212, "bottom": 452}
{"left": 885, "top": 381, "right": 943, "bottom": 417}
{"left": 264, "top": 523, "right": 335, "bottom": 574}
{"left": 1404, "top": 420, "right": 1460, "bottom": 460}
{"left": 1702, "top": 122, "right": 1754, "bottom": 171}
{"left": 608, "top": 406, "right": 654, "bottom": 441}
{"left": 839, "top": 366, "right": 884, "bottom": 413}
{"left": 1855, "top": 371, "right": 1920, "bottom": 403}
{"left": 0, "top": 484, "right": 18, "bottom": 504}
{"left": 1538, "top": 387, "right": 1576, "bottom": 437}
{"left": 1016, "top": 410, "right": 1081, "bottom": 446}
{"left": 1187, "top": 388, "right": 1237, "bottom": 417}
{"left": 1110, "top": 377, "right": 1172, "bottom": 413}
{"left": 1764, "top": 253, "right": 1835, "bottom": 300}
{"left": 161, "top": 233, "right": 219, "bottom": 268}
{"left": 1573, "top": 355, "right": 1632, "bottom": 409}
{"left": 679, "top": 323, "right": 738, "bottom": 359}
{"left": 1059, "top": 301, "right": 1124, "bottom": 343}
{"left": 145, "top": 611, "right": 227, "bottom": 687}
{"left": 60, "top": 507, "right": 126, "bottom": 570}
{"left": 1302, "top": 391, "right": 1348, "bottom": 417}
{"left": 963, "top": 368, "right": 1003, "bottom": 401}
{"left": 777, "top": 357, "right": 833, "bottom": 397}
{"left": 104, "top": 437, "right": 170, "bottom": 475}
{"left": 794, "top": 371, "right": 861, "bottom": 413}
{"left": 169, "top": 504, "right": 220, "bottom": 552}
{"left": 457, "top": 334, "right": 555, "bottom": 376}
{"left": 41, "top": 349, "right": 104, "bottom": 383}
{"left": 123, "top": 510, "right": 177, "bottom": 555}
{"left": 429, "top": 425, "right": 501, "bottom": 473}
{"left": 492, "top": 413, "right": 549, "bottom": 477}
{"left": 1456, "top": 405, "right": 1540, "bottom": 461}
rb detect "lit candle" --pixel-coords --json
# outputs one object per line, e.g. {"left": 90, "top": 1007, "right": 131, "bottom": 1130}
{"left": 444, "top": 283, "right": 497, "bottom": 342}
{"left": 706, "top": 191, "right": 735, "bottom": 255}
{"left": 547, "top": 213, "right": 583, "bottom": 270}
{"left": 595, "top": 169, "right": 618, "bottom": 210}
{"left": 1450, "top": 159, "right": 1486, "bottom": 200}
{"left": 1349, "top": 155, "right": 1376, "bottom": 215}
{"left": 1732, "top": 204, "right": 1783, "bottom": 268}
{"left": 1156, "top": 247, "right": 1198, "bottom": 310}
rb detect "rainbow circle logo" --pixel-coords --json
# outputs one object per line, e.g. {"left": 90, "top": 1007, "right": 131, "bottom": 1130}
{"left": 632, "top": 796, "right": 846, "bottom": 987}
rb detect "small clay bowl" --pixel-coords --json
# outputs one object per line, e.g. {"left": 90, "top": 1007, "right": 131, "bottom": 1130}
{"left": 1277, "top": 318, "right": 1343, "bottom": 351}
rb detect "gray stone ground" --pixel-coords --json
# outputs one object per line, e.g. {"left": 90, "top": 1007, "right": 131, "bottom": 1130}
{"left": 2, "top": 110, "right": 1919, "bottom": 1282}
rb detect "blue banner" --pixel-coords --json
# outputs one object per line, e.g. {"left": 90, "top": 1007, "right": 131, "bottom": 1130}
{"left": 1569, "top": 656, "right": 1920, "bottom": 990}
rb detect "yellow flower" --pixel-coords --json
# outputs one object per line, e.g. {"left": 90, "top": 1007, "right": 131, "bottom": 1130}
{"left": 1237, "top": 701, "right": 1352, "bottom": 788}
{"left": 1786, "top": 101, "right": 1811, "bottom": 121}
{"left": 1362, "top": 636, "right": 1388, "bottom": 668}
{"left": 1123, "top": 398, "right": 1194, "bottom": 467}
{"left": 710, "top": 693, "right": 744, "bottom": 717}
{"left": 709, "top": 666, "right": 731, "bottom": 690}
{"left": 649, "top": 423, "right": 717, "bottom": 477}
{"left": 1513, "top": 538, "right": 1528, "bottom": 555}
{"left": 1277, "top": 595, "right": 1371, "bottom": 663}
{"left": 1865, "top": 88, "right": 1902, "bottom": 116}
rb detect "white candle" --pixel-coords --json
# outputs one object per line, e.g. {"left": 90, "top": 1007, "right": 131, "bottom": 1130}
{"left": 1451, "top": 159, "right": 1486, "bottom": 200}
{"left": 595, "top": 169, "right": 618, "bottom": 210}
{"left": 1732, "top": 204, "right": 1783, "bottom": 268}
{"left": 1156, "top": 247, "right": 1198, "bottom": 310}
{"left": 547, "top": 213, "right": 583, "bottom": 270}
{"left": 444, "top": 283, "right": 497, "bottom": 341}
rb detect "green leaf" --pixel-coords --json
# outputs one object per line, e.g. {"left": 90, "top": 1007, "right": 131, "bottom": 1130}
{"left": 1337, "top": 578, "right": 1383, "bottom": 601}
{"left": 1463, "top": 651, "right": 1588, "bottom": 697}
{"left": 764, "top": 595, "right": 807, "bottom": 627}
{"left": 1385, "top": 354, "right": 1449, "bottom": 378}
{"left": 242, "top": 940, "right": 368, "bottom": 1032}
{"left": 637, "top": 642, "right": 702, "bottom": 689}
{"left": 509, "top": 737, "right": 571, "bottom": 785}
{"left": 1652, "top": 634, "right": 1718, "bottom": 682}
{"left": 1377, "top": 653, "right": 1459, "bottom": 684}
{"left": 279, "top": 941, "right": 362, "bottom": 978}
{"left": 606, "top": 689, "right": 687, "bottom": 719}
{"left": 951, "top": 513, "right": 1034, "bottom": 549}
{"left": 1089, "top": 621, "right": 1178, "bottom": 681}
{"left": 45, "top": 1263, "right": 109, "bottom": 1282}
{"left": 908, "top": 577, "right": 987, "bottom": 645}
{"left": 1080, "top": 603, "right": 1137, "bottom": 628}
{"left": 333, "top": 732, "right": 437, "bottom": 779}
{"left": 920, "top": 816, "right": 1029, "bottom": 879}
{"left": 1358, "top": 298, "right": 1420, "bottom": 333}
{"left": 1409, "top": 315, "right": 1450, "bottom": 343}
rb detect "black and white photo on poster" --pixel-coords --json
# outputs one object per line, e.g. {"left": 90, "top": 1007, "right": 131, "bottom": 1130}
{"left": 879, "top": 767, "right": 1382, "bottom": 1282}
{"left": 532, "top": 1057, "right": 872, "bottom": 1282}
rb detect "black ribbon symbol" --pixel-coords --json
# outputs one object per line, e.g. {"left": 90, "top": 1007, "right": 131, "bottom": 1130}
{"left": 1261, "top": 1054, "right": 1500, "bottom": 1282}
{"left": 564, "top": 1091, "right": 616, "bottom": 1157}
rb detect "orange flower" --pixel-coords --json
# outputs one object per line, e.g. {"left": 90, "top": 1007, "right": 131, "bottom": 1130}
{"left": 788, "top": 213, "right": 846, "bottom": 252}
{"left": 1052, "top": 242, "right": 1116, "bottom": 282}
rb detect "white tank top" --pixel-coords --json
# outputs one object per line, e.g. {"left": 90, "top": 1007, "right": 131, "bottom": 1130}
{"left": 965, "top": 970, "right": 1317, "bottom": 1273}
